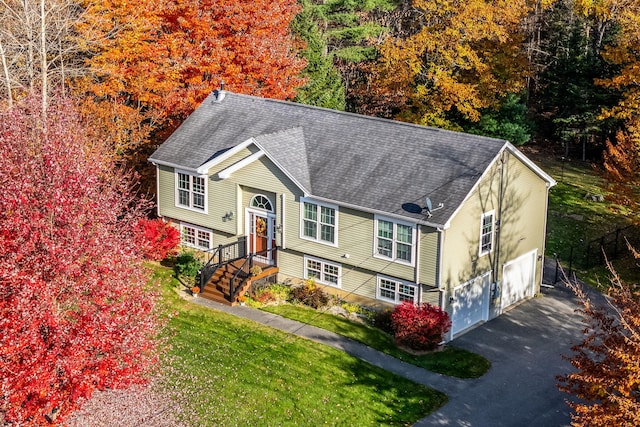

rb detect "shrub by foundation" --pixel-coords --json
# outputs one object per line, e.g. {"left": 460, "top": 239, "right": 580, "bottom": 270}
{"left": 289, "top": 280, "right": 329, "bottom": 309}
{"left": 391, "top": 302, "right": 451, "bottom": 351}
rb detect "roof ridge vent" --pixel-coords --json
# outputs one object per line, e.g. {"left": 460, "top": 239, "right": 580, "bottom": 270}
{"left": 213, "top": 80, "right": 226, "bottom": 103}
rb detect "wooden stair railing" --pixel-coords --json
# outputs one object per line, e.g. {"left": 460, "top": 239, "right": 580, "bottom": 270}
{"left": 199, "top": 247, "right": 277, "bottom": 305}
{"left": 199, "top": 240, "right": 245, "bottom": 293}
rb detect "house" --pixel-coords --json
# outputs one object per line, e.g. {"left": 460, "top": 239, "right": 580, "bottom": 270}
{"left": 149, "top": 88, "right": 556, "bottom": 339}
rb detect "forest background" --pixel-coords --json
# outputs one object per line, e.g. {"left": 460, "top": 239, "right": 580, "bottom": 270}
{"left": 2, "top": 0, "right": 640, "bottom": 192}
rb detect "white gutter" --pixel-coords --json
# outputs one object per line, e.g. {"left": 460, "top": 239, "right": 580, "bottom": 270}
{"left": 148, "top": 159, "right": 199, "bottom": 173}
{"left": 196, "top": 137, "right": 256, "bottom": 174}
{"left": 415, "top": 224, "right": 421, "bottom": 302}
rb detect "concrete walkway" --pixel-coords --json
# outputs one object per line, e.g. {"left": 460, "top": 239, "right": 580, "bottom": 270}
{"left": 190, "top": 259, "right": 587, "bottom": 426}
{"left": 192, "top": 296, "right": 471, "bottom": 395}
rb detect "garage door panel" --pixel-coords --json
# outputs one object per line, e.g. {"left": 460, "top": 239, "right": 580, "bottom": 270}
{"left": 452, "top": 273, "right": 490, "bottom": 335}
{"left": 501, "top": 250, "right": 536, "bottom": 311}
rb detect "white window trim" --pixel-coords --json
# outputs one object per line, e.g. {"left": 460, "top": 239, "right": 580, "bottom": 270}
{"left": 180, "top": 222, "right": 213, "bottom": 250}
{"left": 479, "top": 210, "right": 495, "bottom": 257}
{"left": 373, "top": 215, "right": 416, "bottom": 266}
{"left": 303, "top": 255, "right": 342, "bottom": 288}
{"left": 299, "top": 197, "right": 338, "bottom": 247}
{"left": 250, "top": 194, "right": 274, "bottom": 212}
{"left": 175, "top": 169, "right": 208, "bottom": 214}
{"left": 376, "top": 275, "right": 418, "bottom": 304}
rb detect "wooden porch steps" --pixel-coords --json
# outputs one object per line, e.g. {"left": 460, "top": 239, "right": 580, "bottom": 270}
{"left": 199, "top": 260, "right": 278, "bottom": 306}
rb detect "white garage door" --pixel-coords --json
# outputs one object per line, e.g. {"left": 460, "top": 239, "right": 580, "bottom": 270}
{"left": 452, "top": 272, "right": 491, "bottom": 336}
{"left": 501, "top": 250, "right": 537, "bottom": 311}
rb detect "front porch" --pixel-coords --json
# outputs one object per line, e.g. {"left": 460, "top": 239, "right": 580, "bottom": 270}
{"left": 198, "top": 241, "right": 278, "bottom": 305}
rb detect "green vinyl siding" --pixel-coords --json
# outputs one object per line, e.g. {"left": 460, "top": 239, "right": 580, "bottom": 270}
{"left": 276, "top": 250, "right": 305, "bottom": 281}
{"left": 421, "top": 287, "right": 440, "bottom": 306}
{"left": 500, "top": 153, "right": 548, "bottom": 287}
{"left": 158, "top": 165, "right": 211, "bottom": 226}
{"left": 285, "top": 203, "right": 417, "bottom": 283}
{"left": 210, "top": 229, "right": 242, "bottom": 247}
{"left": 231, "top": 156, "right": 302, "bottom": 198}
{"left": 277, "top": 250, "right": 378, "bottom": 300}
{"left": 418, "top": 225, "right": 439, "bottom": 286}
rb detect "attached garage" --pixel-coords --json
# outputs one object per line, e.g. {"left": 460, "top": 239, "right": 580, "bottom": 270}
{"left": 451, "top": 272, "right": 491, "bottom": 336}
{"left": 501, "top": 250, "right": 537, "bottom": 311}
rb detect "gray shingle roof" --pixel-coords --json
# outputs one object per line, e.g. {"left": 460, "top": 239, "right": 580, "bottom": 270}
{"left": 254, "top": 127, "right": 312, "bottom": 194}
{"left": 149, "top": 90, "right": 513, "bottom": 226}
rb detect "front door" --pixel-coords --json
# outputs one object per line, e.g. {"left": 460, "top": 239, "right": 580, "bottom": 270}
{"left": 248, "top": 210, "right": 276, "bottom": 264}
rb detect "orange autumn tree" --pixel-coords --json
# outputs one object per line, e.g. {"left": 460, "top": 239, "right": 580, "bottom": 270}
{"left": 73, "top": 0, "right": 306, "bottom": 156}
{"left": 592, "top": 0, "right": 640, "bottom": 124}
{"left": 603, "top": 127, "right": 640, "bottom": 185}
{"left": 370, "top": 0, "right": 532, "bottom": 129}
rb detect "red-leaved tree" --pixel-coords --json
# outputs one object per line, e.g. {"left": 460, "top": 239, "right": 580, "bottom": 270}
{"left": 558, "top": 252, "right": 640, "bottom": 427}
{"left": 0, "top": 96, "right": 163, "bottom": 425}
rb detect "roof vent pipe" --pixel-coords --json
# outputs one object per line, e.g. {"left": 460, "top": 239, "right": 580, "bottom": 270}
{"left": 213, "top": 80, "right": 226, "bottom": 103}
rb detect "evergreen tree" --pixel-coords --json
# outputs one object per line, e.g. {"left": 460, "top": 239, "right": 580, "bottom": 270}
{"left": 293, "top": 0, "right": 396, "bottom": 110}
{"left": 292, "top": 1, "right": 346, "bottom": 110}
{"left": 464, "top": 93, "right": 534, "bottom": 145}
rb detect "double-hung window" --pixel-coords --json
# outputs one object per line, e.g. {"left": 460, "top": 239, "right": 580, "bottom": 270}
{"left": 304, "top": 256, "right": 341, "bottom": 287}
{"left": 479, "top": 211, "right": 494, "bottom": 256}
{"left": 180, "top": 223, "right": 212, "bottom": 250}
{"left": 374, "top": 216, "right": 415, "bottom": 265}
{"left": 301, "top": 198, "right": 337, "bottom": 245}
{"left": 176, "top": 171, "right": 206, "bottom": 212}
{"left": 376, "top": 276, "right": 417, "bottom": 304}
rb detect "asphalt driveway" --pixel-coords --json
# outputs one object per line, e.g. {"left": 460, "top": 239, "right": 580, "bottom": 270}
{"left": 416, "top": 283, "right": 585, "bottom": 427}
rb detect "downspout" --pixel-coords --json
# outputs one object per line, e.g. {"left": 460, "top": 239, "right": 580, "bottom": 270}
{"left": 155, "top": 164, "right": 160, "bottom": 217}
{"left": 437, "top": 227, "right": 451, "bottom": 340}
{"left": 236, "top": 184, "right": 243, "bottom": 236}
{"left": 415, "top": 224, "right": 421, "bottom": 303}
{"left": 540, "top": 181, "right": 553, "bottom": 286}
{"left": 437, "top": 227, "right": 445, "bottom": 307}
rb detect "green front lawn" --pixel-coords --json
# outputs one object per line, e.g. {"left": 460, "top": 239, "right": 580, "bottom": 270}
{"left": 154, "top": 265, "right": 447, "bottom": 426}
{"left": 261, "top": 304, "right": 490, "bottom": 379}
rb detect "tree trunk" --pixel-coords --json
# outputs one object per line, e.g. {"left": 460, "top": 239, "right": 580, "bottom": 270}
{"left": 0, "top": 40, "right": 12, "bottom": 107}
{"left": 40, "top": 0, "right": 47, "bottom": 113}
